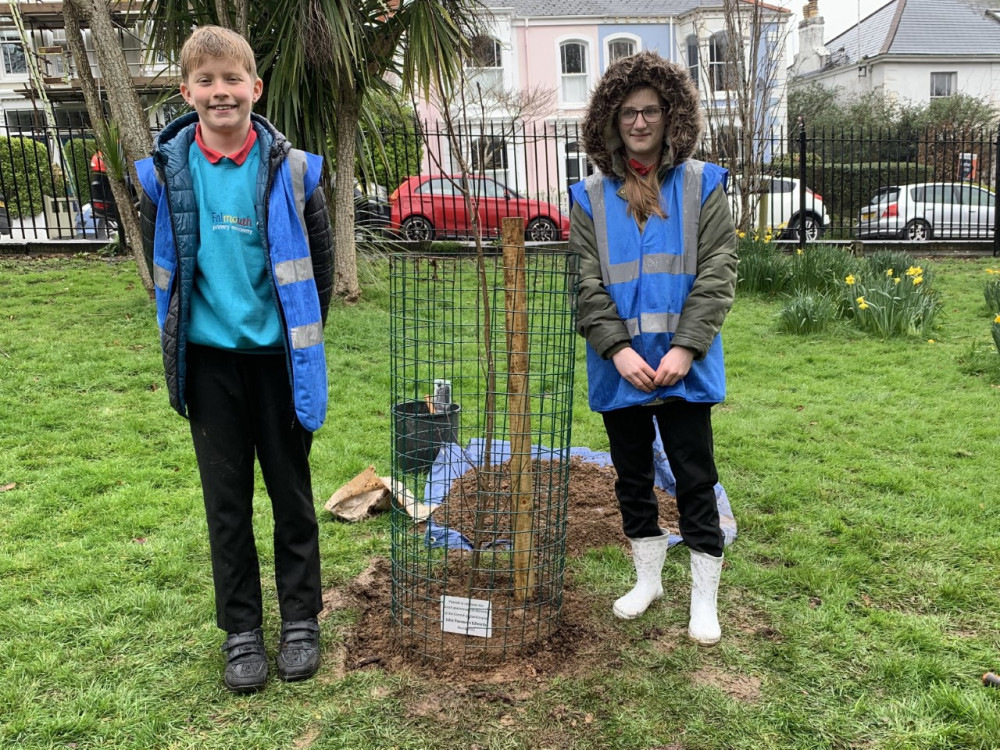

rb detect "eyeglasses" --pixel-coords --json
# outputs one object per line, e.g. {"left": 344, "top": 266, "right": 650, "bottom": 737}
{"left": 618, "top": 106, "right": 667, "bottom": 125}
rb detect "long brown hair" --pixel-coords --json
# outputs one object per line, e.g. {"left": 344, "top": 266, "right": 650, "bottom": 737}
{"left": 621, "top": 159, "right": 666, "bottom": 224}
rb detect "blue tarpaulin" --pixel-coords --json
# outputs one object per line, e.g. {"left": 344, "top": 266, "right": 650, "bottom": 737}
{"left": 421, "top": 423, "right": 737, "bottom": 551}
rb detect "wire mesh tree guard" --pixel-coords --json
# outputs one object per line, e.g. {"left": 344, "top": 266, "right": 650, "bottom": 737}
{"left": 389, "top": 223, "right": 579, "bottom": 665}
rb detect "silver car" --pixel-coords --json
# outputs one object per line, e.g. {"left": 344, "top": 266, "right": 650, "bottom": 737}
{"left": 857, "top": 183, "right": 996, "bottom": 241}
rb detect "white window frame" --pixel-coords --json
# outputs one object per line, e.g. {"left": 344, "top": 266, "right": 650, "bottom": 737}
{"left": 685, "top": 34, "right": 700, "bottom": 89}
{"left": 466, "top": 35, "right": 504, "bottom": 96}
{"left": 0, "top": 30, "right": 29, "bottom": 81}
{"left": 929, "top": 71, "right": 957, "bottom": 99}
{"left": 604, "top": 33, "right": 640, "bottom": 69}
{"left": 557, "top": 38, "right": 592, "bottom": 107}
{"left": 709, "top": 32, "right": 730, "bottom": 93}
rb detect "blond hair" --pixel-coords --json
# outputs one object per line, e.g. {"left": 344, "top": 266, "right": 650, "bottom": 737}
{"left": 621, "top": 161, "right": 666, "bottom": 224}
{"left": 180, "top": 25, "right": 257, "bottom": 81}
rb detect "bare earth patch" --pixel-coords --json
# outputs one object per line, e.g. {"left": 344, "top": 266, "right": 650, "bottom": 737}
{"left": 690, "top": 667, "right": 762, "bottom": 703}
{"left": 325, "top": 457, "right": 685, "bottom": 684}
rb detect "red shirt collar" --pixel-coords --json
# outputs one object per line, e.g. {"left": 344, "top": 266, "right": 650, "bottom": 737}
{"left": 194, "top": 124, "right": 257, "bottom": 165}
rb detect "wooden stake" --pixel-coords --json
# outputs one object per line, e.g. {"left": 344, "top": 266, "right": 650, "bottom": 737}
{"left": 502, "top": 217, "right": 535, "bottom": 602}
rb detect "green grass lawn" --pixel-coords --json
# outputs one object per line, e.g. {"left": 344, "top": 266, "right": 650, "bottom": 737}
{"left": 1, "top": 251, "right": 999, "bottom": 749}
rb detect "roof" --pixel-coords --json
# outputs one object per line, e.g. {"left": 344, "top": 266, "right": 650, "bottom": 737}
{"left": 825, "top": 0, "right": 1000, "bottom": 63}
{"left": 482, "top": 0, "right": 701, "bottom": 15}
{"left": 482, "top": 0, "right": 788, "bottom": 17}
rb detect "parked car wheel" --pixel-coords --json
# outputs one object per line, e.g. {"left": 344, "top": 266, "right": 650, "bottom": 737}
{"left": 784, "top": 212, "right": 823, "bottom": 242}
{"left": 901, "top": 219, "right": 931, "bottom": 242}
{"left": 526, "top": 217, "right": 558, "bottom": 242}
{"left": 402, "top": 215, "right": 435, "bottom": 241}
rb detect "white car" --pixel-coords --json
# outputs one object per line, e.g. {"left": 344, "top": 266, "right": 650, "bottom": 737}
{"left": 729, "top": 176, "right": 830, "bottom": 242}
{"left": 856, "top": 183, "right": 995, "bottom": 241}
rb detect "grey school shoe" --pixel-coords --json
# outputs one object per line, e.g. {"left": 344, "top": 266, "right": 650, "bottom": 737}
{"left": 221, "top": 628, "right": 268, "bottom": 693}
{"left": 276, "top": 618, "right": 321, "bottom": 682}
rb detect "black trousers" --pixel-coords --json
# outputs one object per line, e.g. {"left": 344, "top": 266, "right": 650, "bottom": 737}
{"left": 602, "top": 400, "right": 724, "bottom": 556}
{"left": 186, "top": 344, "right": 322, "bottom": 633}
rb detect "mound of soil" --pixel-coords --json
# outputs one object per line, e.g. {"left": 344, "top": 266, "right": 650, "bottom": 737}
{"left": 331, "top": 457, "right": 680, "bottom": 682}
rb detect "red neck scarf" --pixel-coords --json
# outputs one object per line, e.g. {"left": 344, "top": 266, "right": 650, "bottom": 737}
{"left": 628, "top": 158, "right": 654, "bottom": 176}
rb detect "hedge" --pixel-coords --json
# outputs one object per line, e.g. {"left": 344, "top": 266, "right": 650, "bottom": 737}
{"left": 0, "top": 136, "right": 50, "bottom": 220}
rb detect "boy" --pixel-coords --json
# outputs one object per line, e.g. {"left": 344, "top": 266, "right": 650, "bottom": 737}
{"left": 137, "top": 25, "right": 334, "bottom": 693}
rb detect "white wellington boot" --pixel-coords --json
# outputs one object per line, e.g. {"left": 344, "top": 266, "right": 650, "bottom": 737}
{"left": 688, "top": 549, "right": 724, "bottom": 645}
{"left": 613, "top": 530, "right": 670, "bottom": 620}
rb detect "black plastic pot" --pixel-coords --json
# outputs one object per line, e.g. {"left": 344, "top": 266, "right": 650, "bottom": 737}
{"left": 392, "top": 400, "right": 460, "bottom": 473}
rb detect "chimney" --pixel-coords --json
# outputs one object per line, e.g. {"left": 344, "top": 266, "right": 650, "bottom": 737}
{"left": 792, "top": 1, "right": 828, "bottom": 77}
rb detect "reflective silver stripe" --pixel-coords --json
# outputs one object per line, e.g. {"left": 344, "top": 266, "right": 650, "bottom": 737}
{"left": 274, "top": 257, "right": 314, "bottom": 285}
{"left": 584, "top": 173, "right": 611, "bottom": 286}
{"left": 624, "top": 312, "right": 681, "bottom": 338}
{"left": 608, "top": 252, "right": 689, "bottom": 284}
{"left": 682, "top": 160, "right": 705, "bottom": 276}
{"left": 287, "top": 149, "right": 309, "bottom": 232}
{"left": 153, "top": 264, "right": 171, "bottom": 291}
{"left": 643, "top": 253, "right": 691, "bottom": 276}
{"left": 606, "top": 259, "right": 639, "bottom": 285}
{"left": 290, "top": 322, "right": 323, "bottom": 349}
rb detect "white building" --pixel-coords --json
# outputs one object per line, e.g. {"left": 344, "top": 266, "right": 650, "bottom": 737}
{"left": 790, "top": 0, "right": 1000, "bottom": 108}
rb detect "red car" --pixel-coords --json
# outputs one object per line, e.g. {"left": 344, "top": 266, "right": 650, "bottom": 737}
{"left": 389, "top": 174, "right": 570, "bottom": 242}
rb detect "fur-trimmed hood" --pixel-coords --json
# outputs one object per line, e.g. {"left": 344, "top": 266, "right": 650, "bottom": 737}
{"left": 581, "top": 51, "right": 703, "bottom": 179}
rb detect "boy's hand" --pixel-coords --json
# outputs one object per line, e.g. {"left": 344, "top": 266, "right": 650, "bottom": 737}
{"left": 653, "top": 346, "right": 694, "bottom": 387}
{"left": 612, "top": 347, "right": 656, "bottom": 392}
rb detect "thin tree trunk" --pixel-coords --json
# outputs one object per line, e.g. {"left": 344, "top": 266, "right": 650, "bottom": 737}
{"left": 213, "top": 0, "right": 232, "bottom": 29}
{"left": 234, "top": 0, "right": 249, "bottom": 33}
{"left": 63, "top": 0, "right": 153, "bottom": 297}
{"left": 213, "top": 0, "right": 248, "bottom": 31}
{"left": 333, "top": 90, "right": 361, "bottom": 301}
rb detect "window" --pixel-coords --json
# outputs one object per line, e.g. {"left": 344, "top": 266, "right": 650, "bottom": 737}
{"left": 416, "top": 179, "right": 460, "bottom": 196}
{"left": 709, "top": 32, "right": 735, "bottom": 92}
{"left": 471, "top": 135, "right": 508, "bottom": 172}
{"left": 686, "top": 35, "right": 700, "bottom": 88}
{"left": 958, "top": 185, "right": 994, "bottom": 208}
{"left": 467, "top": 36, "right": 503, "bottom": 93}
{"left": 560, "top": 41, "right": 588, "bottom": 104}
{"left": 1, "top": 31, "right": 27, "bottom": 77}
{"left": 2, "top": 109, "right": 40, "bottom": 131}
{"left": 565, "top": 140, "right": 594, "bottom": 192}
{"left": 912, "top": 185, "right": 957, "bottom": 204}
{"left": 474, "top": 178, "right": 514, "bottom": 198}
{"left": 930, "top": 72, "right": 956, "bottom": 99}
{"left": 607, "top": 38, "right": 636, "bottom": 65}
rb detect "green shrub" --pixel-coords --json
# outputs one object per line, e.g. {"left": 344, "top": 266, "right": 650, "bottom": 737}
{"left": 736, "top": 233, "right": 792, "bottom": 296}
{"left": 984, "top": 278, "right": 1000, "bottom": 315}
{"left": 0, "top": 136, "right": 50, "bottom": 219}
{"left": 789, "top": 244, "right": 861, "bottom": 297}
{"left": 778, "top": 292, "right": 836, "bottom": 334}
{"left": 62, "top": 136, "right": 98, "bottom": 205}
{"left": 845, "top": 266, "right": 941, "bottom": 338}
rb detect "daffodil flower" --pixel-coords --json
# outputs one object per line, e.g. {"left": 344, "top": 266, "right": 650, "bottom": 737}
{"left": 994, "top": 314, "right": 1000, "bottom": 324}
{"left": 906, "top": 266, "right": 923, "bottom": 277}
{"left": 796, "top": 248, "right": 803, "bottom": 255}
{"left": 845, "top": 274, "right": 855, "bottom": 285}
{"left": 894, "top": 277, "right": 901, "bottom": 284}
{"left": 856, "top": 296, "right": 869, "bottom": 310}
{"left": 913, "top": 276, "right": 923, "bottom": 285}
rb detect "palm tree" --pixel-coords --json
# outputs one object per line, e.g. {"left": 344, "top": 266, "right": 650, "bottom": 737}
{"left": 140, "top": 0, "right": 486, "bottom": 300}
